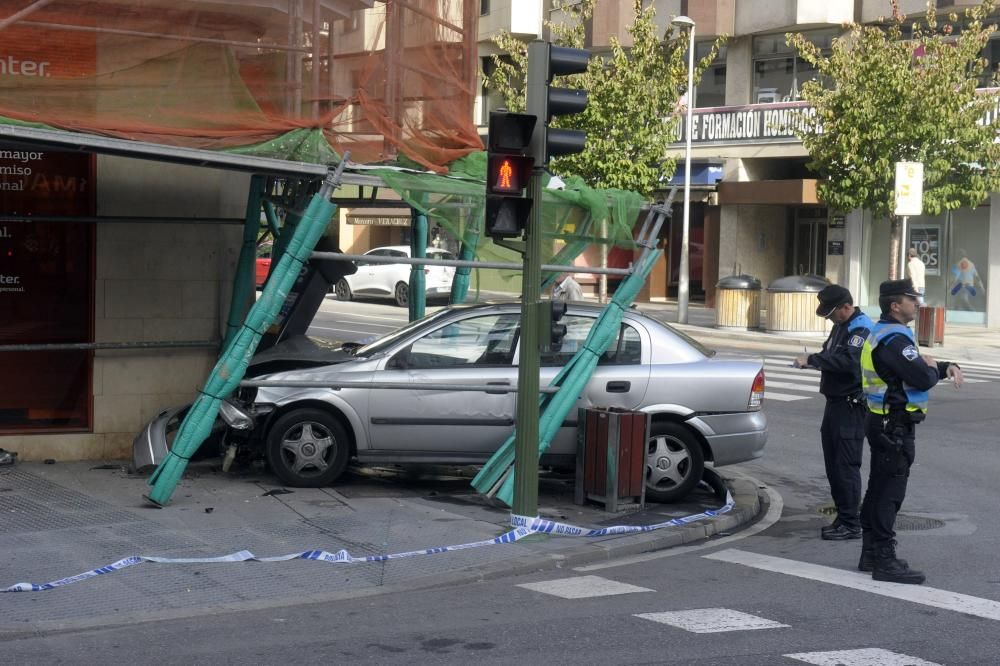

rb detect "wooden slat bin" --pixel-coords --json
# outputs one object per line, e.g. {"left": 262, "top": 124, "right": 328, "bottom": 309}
{"left": 575, "top": 407, "right": 649, "bottom": 513}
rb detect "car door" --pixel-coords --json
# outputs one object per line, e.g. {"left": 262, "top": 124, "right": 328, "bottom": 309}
{"left": 533, "top": 314, "right": 651, "bottom": 456}
{"left": 349, "top": 249, "right": 383, "bottom": 294}
{"left": 366, "top": 312, "right": 520, "bottom": 458}
{"left": 369, "top": 248, "right": 407, "bottom": 296}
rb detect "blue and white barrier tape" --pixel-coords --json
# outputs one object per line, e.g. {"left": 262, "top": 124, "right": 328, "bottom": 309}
{"left": 4, "top": 491, "right": 732, "bottom": 592}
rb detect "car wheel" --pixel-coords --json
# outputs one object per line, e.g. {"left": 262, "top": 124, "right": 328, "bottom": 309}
{"left": 645, "top": 421, "right": 704, "bottom": 503}
{"left": 334, "top": 278, "right": 352, "bottom": 301}
{"left": 265, "top": 408, "right": 350, "bottom": 488}
{"left": 394, "top": 281, "right": 409, "bottom": 307}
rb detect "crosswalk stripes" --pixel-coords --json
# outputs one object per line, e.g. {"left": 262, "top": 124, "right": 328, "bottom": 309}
{"left": 517, "top": 572, "right": 949, "bottom": 663}
{"left": 755, "top": 354, "right": 1000, "bottom": 403}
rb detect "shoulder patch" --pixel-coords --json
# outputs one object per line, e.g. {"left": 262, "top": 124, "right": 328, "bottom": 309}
{"left": 848, "top": 334, "right": 865, "bottom": 348}
{"left": 902, "top": 345, "right": 920, "bottom": 361}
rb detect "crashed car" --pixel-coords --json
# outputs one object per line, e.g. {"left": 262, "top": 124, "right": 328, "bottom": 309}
{"left": 135, "top": 302, "right": 768, "bottom": 503}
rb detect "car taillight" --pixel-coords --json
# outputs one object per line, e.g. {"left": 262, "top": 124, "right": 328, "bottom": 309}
{"left": 748, "top": 369, "right": 765, "bottom": 410}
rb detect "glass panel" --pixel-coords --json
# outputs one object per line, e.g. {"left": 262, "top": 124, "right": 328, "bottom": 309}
{"left": 405, "top": 314, "right": 518, "bottom": 368}
{"left": 945, "top": 207, "right": 990, "bottom": 321}
{"left": 753, "top": 57, "right": 794, "bottom": 103}
{"left": 0, "top": 151, "right": 93, "bottom": 432}
{"left": 598, "top": 324, "right": 641, "bottom": 366}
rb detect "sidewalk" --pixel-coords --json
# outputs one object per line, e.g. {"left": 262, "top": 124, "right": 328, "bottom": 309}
{"left": 631, "top": 300, "right": 1000, "bottom": 365}
{"left": 0, "top": 461, "right": 760, "bottom": 636}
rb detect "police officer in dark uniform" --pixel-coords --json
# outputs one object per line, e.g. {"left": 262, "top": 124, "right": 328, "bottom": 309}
{"left": 858, "top": 278, "right": 963, "bottom": 584}
{"left": 794, "top": 285, "right": 873, "bottom": 540}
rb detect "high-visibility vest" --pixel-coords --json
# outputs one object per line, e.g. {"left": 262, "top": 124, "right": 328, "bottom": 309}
{"left": 860, "top": 322, "right": 930, "bottom": 415}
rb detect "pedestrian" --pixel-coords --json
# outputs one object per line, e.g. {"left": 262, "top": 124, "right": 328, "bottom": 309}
{"left": 553, "top": 273, "right": 584, "bottom": 301}
{"left": 793, "top": 284, "right": 873, "bottom": 541}
{"left": 858, "top": 278, "right": 964, "bottom": 584}
{"left": 906, "top": 247, "right": 925, "bottom": 305}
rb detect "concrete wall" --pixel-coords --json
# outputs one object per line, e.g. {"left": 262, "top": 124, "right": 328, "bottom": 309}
{"left": 718, "top": 204, "right": 788, "bottom": 288}
{"left": 6, "top": 157, "right": 249, "bottom": 462}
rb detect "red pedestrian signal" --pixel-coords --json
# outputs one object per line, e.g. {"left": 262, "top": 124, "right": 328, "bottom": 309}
{"left": 487, "top": 155, "right": 530, "bottom": 195}
{"left": 485, "top": 110, "right": 536, "bottom": 238}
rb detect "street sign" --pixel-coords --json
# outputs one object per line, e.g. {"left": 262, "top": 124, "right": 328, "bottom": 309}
{"left": 894, "top": 161, "right": 923, "bottom": 216}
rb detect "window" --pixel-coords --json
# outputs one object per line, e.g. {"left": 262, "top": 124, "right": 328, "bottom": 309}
{"left": 752, "top": 28, "right": 838, "bottom": 103}
{"left": 398, "top": 314, "right": 519, "bottom": 369}
{"left": 540, "top": 316, "right": 642, "bottom": 367}
{"left": 480, "top": 0, "right": 490, "bottom": 16}
{"left": 695, "top": 43, "right": 726, "bottom": 108}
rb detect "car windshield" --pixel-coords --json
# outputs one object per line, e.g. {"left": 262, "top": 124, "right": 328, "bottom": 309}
{"left": 353, "top": 308, "right": 456, "bottom": 357}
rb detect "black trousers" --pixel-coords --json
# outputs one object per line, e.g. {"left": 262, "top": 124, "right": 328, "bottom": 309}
{"left": 860, "top": 413, "right": 916, "bottom": 545}
{"left": 820, "top": 399, "right": 866, "bottom": 529}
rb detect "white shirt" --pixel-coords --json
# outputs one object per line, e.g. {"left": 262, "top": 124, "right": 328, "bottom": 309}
{"left": 907, "top": 256, "right": 926, "bottom": 290}
{"left": 554, "top": 276, "right": 584, "bottom": 301}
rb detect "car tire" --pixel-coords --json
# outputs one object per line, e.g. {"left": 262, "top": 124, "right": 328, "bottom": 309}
{"left": 644, "top": 421, "right": 704, "bottom": 503}
{"left": 265, "top": 408, "right": 350, "bottom": 488}
{"left": 334, "top": 278, "right": 352, "bottom": 301}
{"left": 394, "top": 281, "right": 409, "bottom": 308}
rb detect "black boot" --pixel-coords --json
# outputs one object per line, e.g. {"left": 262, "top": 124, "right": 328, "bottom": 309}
{"left": 872, "top": 542, "right": 923, "bottom": 584}
{"left": 859, "top": 536, "right": 908, "bottom": 572}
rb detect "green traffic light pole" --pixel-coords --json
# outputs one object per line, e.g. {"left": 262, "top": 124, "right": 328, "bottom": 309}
{"left": 512, "top": 168, "right": 544, "bottom": 518}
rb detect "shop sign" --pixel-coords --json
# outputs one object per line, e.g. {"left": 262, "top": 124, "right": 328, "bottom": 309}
{"left": 673, "top": 102, "right": 820, "bottom": 146}
{"left": 894, "top": 162, "right": 923, "bottom": 216}
{"left": 827, "top": 240, "right": 844, "bottom": 256}
{"left": 909, "top": 224, "right": 941, "bottom": 277}
{"left": 347, "top": 214, "right": 410, "bottom": 227}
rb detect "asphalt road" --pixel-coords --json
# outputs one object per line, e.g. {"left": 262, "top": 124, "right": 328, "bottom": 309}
{"left": 7, "top": 299, "right": 1000, "bottom": 663}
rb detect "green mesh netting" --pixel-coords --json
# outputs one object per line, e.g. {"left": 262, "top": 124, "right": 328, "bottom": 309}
{"left": 371, "top": 156, "right": 646, "bottom": 298}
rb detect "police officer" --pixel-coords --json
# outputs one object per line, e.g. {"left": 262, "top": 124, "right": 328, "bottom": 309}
{"left": 858, "top": 278, "right": 963, "bottom": 584}
{"left": 794, "top": 285, "right": 873, "bottom": 540}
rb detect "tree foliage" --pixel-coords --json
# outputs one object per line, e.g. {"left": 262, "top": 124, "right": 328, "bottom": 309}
{"left": 788, "top": 0, "right": 1000, "bottom": 277}
{"left": 483, "top": 0, "right": 724, "bottom": 196}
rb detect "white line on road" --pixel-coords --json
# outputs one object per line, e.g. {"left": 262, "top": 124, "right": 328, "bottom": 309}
{"left": 517, "top": 575, "right": 653, "bottom": 599}
{"left": 703, "top": 548, "right": 1000, "bottom": 622}
{"left": 785, "top": 648, "right": 941, "bottom": 666}
{"left": 765, "top": 381, "right": 819, "bottom": 393}
{"left": 762, "top": 371, "right": 820, "bottom": 383}
{"left": 574, "top": 476, "right": 784, "bottom": 572}
{"left": 764, "top": 392, "right": 812, "bottom": 401}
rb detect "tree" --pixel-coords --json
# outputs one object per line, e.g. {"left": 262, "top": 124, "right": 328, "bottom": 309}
{"left": 788, "top": 0, "right": 1000, "bottom": 279}
{"left": 482, "top": 0, "right": 723, "bottom": 196}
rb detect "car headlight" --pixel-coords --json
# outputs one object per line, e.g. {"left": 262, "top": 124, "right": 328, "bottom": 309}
{"left": 219, "top": 399, "right": 254, "bottom": 430}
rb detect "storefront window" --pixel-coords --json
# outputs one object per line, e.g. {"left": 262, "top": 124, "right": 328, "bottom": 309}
{"left": 943, "top": 206, "right": 990, "bottom": 323}
{"left": 752, "top": 28, "right": 838, "bottom": 104}
{"left": 0, "top": 151, "right": 94, "bottom": 432}
{"left": 695, "top": 43, "right": 726, "bottom": 108}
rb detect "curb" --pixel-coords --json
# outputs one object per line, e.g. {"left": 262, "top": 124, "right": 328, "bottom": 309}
{"left": 0, "top": 471, "right": 763, "bottom": 639}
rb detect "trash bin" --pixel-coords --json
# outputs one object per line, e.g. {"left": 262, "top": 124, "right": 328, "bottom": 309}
{"left": 715, "top": 274, "right": 762, "bottom": 330}
{"left": 917, "top": 305, "right": 945, "bottom": 347}
{"left": 575, "top": 407, "right": 648, "bottom": 513}
{"left": 765, "top": 274, "right": 830, "bottom": 336}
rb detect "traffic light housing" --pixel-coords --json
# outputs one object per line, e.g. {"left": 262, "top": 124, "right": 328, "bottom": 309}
{"left": 485, "top": 110, "right": 536, "bottom": 239}
{"left": 538, "top": 299, "right": 568, "bottom": 353}
{"left": 526, "top": 41, "right": 590, "bottom": 166}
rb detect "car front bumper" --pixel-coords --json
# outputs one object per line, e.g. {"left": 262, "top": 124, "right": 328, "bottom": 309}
{"left": 688, "top": 410, "right": 768, "bottom": 466}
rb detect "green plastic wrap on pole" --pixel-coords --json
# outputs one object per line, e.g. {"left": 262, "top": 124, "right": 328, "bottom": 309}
{"left": 472, "top": 249, "right": 662, "bottom": 505}
{"left": 224, "top": 175, "right": 266, "bottom": 349}
{"left": 409, "top": 205, "right": 427, "bottom": 321}
{"left": 263, "top": 199, "right": 281, "bottom": 238}
{"left": 145, "top": 192, "right": 338, "bottom": 506}
{"left": 450, "top": 201, "right": 483, "bottom": 304}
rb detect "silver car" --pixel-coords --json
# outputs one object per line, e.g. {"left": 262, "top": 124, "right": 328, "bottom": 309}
{"left": 136, "top": 303, "right": 767, "bottom": 503}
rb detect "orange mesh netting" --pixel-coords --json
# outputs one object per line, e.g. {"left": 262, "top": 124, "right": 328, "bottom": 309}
{"left": 0, "top": 0, "right": 483, "bottom": 172}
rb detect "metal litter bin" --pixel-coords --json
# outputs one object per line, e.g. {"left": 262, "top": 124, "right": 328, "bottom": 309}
{"left": 765, "top": 274, "right": 830, "bottom": 336}
{"left": 715, "top": 274, "right": 762, "bottom": 330}
{"left": 917, "top": 305, "right": 945, "bottom": 347}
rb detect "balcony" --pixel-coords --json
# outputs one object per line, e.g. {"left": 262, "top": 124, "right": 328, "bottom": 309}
{"left": 478, "top": 0, "right": 542, "bottom": 42}
{"left": 735, "top": 0, "right": 854, "bottom": 35}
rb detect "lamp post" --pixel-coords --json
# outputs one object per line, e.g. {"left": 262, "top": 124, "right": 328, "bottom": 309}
{"left": 671, "top": 15, "right": 695, "bottom": 324}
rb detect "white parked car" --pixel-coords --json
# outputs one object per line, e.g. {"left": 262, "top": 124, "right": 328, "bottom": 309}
{"left": 333, "top": 245, "right": 455, "bottom": 307}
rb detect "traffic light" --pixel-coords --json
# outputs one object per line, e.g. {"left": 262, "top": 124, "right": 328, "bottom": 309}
{"left": 485, "top": 110, "right": 536, "bottom": 238}
{"left": 538, "top": 299, "right": 568, "bottom": 353}
{"left": 526, "top": 41, "right": 590, "bottom": 166}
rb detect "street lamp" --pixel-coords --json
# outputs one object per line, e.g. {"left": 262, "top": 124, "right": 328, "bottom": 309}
{"left": 671, "top": 15, "right": 695, "bottom": 325}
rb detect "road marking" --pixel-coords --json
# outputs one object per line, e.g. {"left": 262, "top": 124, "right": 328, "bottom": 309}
{"left": 516, "top": 575, "right": 652, "bottom": 599}
{"left": 635, "top": 608, "right": 789, "bottom": 633}
{"left": 764, "top": 391, "right": 811, "bottom": 402}
{"left": 704, "top": 549, "right": 1000, "bottom": 622}
{"left": 765, "top": 380, "right": 819, "bottom": 393}
{"left": 575, "top": 474, "right": 784, "bottom": 572}
{"left": 785, "top": 648, "right": 941, "bottom": 665}
{"left": 763, "top": 370, "right": 820, "bottom": 383}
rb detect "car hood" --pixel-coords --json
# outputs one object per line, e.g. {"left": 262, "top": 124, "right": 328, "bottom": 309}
{"left": 246, "top": 334, "right": 358, "bottom": 378}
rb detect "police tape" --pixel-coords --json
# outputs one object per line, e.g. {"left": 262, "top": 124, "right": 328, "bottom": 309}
{"left": 3, "top": 491, "right": 733, "bottom": 592}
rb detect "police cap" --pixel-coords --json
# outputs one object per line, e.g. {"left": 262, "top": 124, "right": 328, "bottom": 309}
{"left": 879, "top": 278, "right": 921, "bottom": 299}
{"left": 815, "top": 284, "right": 853, "bottom": 317}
